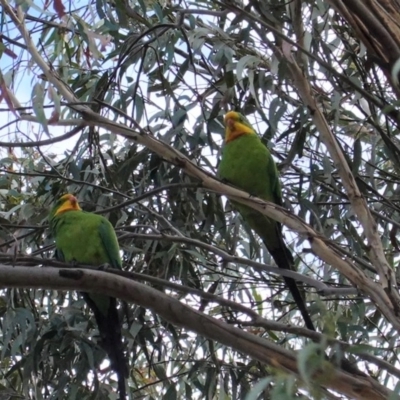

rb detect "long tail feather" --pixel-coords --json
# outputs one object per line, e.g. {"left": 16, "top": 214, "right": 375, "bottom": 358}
{"left": 83, "top": 293, "right": 128, "bottom": 400}
{"left": 267, "top": 236, "right": 315, "bottom": 331}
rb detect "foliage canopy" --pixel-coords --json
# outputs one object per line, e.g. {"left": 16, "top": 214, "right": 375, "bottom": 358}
{"left": 1, "top": 0, "right": 400, "bottom": 398}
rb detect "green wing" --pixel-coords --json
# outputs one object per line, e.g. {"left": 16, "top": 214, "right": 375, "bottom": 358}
{"left": 98, "top": 218, "right": 122, "bottom": 269}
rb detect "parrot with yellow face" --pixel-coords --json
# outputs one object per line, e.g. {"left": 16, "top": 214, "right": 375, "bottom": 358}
{"left": 49, "top": 194, "right": 128, "bottom": 399}
{"left": 218, "top": 111, "right": 314, "bottom": 330}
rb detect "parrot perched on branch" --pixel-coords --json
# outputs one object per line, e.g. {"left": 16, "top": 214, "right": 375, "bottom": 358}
{"left": 218, "top": 111, "right": 314, "bottom": 331}
{"left": 49, "top": 194, "right": 128, "bottom": 399}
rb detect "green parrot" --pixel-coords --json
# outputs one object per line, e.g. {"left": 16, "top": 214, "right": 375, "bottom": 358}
{"left": 49, "top": 194, "right": 128, "bottom": 399}
{"left": 218, "top": 111, "right": 314, "bottom": 330}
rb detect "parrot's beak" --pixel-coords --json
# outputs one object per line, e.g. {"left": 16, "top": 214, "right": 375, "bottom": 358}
{"left": 68, "top": 194, "right": 77, "bottom": 205}
{"left": 67, "top": 195, "right": 81, "bottom": 210}
{"left": 225, "top": 117, "right": 235, "bottom": 130}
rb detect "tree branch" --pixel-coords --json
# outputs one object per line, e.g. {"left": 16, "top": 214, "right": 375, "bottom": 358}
{"left": 0, "top": 263, "right": 390, "bottom": 400}
{"left": 119, "top": 231, "right": 357, "bottom": 295}
{"left": 281, "top": 48, "right": 400, "bottom": 317}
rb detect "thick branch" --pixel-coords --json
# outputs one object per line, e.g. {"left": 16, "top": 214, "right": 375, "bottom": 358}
{"left": 0, "top": 263, "right": 390, "bottom": 400}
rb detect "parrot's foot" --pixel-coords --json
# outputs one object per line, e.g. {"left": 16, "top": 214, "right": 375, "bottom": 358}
{"left": 98, "top": 263, "right": 111, "bottom": 271}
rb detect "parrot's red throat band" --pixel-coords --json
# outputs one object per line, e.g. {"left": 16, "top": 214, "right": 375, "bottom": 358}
{"left": 225, "top": 123, "right": 256, "bottom": 143}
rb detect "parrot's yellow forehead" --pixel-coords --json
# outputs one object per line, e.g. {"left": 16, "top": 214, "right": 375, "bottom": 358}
{"left": 54, "top": 193, "right": 82, "bottom": 216}
{"left": 224, "top": 111, "right": 256, "bottom": 143}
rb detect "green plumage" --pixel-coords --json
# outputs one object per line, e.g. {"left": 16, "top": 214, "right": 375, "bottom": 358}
{"left": 219, "top": 112, "right": 314, "bottom": 330}
{"left": 51, "top": 211, "right": 121, "bottom": 268}
{"left": 218, "top": 133, "right": 285, "bottom": 249}
{"left": 49, "top": 195, "right": 127, "bottom": 399}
